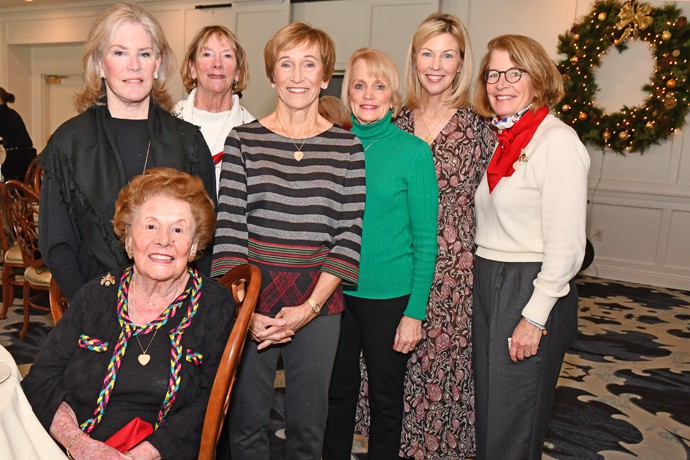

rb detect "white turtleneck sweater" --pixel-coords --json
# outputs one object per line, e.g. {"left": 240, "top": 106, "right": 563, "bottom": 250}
{"left": 173, "top": 88, "right": 255, "bottom": 192}
{"left": 475, "top": 114, "right": 590, "bottom": 325}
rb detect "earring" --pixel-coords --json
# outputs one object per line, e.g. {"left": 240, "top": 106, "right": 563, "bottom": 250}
{"left": 321, "top": 84, "right": 328, "bottom": 90}
{"left": 232, "top": 81, "right": 237, "bottom": 90}
{"left": 127, "top": 248, "right": 133, "bottom": 259}
{"left": 271, "top": 83, "right": 276, "bottom": 88}
{"left": 100, "top": 70, "right": 105, "bottom": 79}
{"left": 153, "top": 71, "right": 159, "bottom": 80}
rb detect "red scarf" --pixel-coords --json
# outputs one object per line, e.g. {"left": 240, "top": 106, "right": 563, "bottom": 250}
{"left": 487, "top": 106, "right": 549, "bottom": 192}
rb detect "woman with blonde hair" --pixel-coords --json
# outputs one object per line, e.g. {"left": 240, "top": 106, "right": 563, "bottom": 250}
{"left": 39, "top": 3, "right": 215, "bottom": 301}
{"left": 323, "top": 48, "right": 437, "bottom": 460}
{"left": 174, "top": 25, "right": 254, "bottom": 192}
{"left": 391, "top": 12, "right": 495, "bottom": 459}
{"left": 472, "top": 34, "right": 589, "bottom": 459}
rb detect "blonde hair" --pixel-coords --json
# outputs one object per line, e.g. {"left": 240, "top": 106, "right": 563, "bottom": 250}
{"left": 75, "top": 3, "right": 175, "bottom": 112}
{"left": 404, "top": 13, "right": 473, "bottom": 109}
{"left": 113, "top": 168, "right": 216, "bottom": 259}
{"left": 319, "top": 96, "right": 351, "bottom": 130}
{"left": 474, "top": 34, "right": 564, "bottom": 118}
{"left": 341, "top": 48, "right": 403, "bottom": 118}
{"left": 264, "top": 22, "right": 336, "bottom": 84}
{"left": 181, "top": 25, "right": 249, "bottom": 95}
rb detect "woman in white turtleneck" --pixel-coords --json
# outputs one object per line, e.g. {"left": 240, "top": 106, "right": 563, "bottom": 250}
{"left": 174, "top": 25, "right": 254, "bottom": 192}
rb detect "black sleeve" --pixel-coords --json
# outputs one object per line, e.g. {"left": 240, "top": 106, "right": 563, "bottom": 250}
{"left": 21, "top": 287, "right": 90, "bottom": 430}
{"left": 191, "top": 130, "right": 216, "bottom": 277}
{"left": 38, "top": 172, "right": 89, "bottom": 300}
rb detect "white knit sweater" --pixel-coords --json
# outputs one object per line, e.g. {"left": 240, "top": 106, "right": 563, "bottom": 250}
{"left": 173, "top": 89, "right": 255, "bottom": 192}
{"left": 475, "top": 114, "right": 590, "bottom": 325}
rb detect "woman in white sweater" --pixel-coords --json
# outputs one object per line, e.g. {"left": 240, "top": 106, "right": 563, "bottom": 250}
{"left": 471, "top": 35, "right": 590, "bottom": 460}
{"left": 174, "top": 26, "right": 254, "bottom": 193}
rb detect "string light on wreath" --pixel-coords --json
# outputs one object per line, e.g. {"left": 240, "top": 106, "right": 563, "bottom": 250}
{"left": 556, "top": 0, "right": 690, "bottom": 153}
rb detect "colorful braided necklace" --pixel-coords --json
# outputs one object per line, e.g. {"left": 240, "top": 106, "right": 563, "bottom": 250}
{"left": 79, "top": 266, "right": 202, "bottom": 433}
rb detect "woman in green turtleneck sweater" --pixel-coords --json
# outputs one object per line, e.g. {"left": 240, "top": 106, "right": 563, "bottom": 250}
{"left": 323, "top": 48, "right": 438, "bottom": 460}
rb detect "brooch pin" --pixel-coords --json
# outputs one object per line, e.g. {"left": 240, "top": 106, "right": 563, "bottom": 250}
{"left": 100, "top": 273, "right": 116, "bottom": 287}
{"left": 513, "top": 152, "right": 529, "bottom": 171}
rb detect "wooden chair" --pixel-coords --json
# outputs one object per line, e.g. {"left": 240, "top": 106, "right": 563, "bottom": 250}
{"left": 24, "top": 156, "right": 43, "bottom": 193}
{"left": 197, "top": 264, "right": 261, "bottom": 460}
{"left": 0, "top": 182, "right": 26, "bottom": 320}
{"left": 49, "top": 277, "right": 69, "bottom": 324}
{"left": 3, "top": 180, "right": 51, "bottom": 340}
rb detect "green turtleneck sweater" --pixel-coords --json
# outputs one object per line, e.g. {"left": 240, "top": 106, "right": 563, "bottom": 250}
{"left": 344, "top": 111, "right": 438, "bottom": 320}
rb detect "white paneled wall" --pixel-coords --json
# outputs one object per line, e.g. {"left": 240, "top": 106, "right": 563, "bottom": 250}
{"left": 0, "top": 0, "right": 688, "bottom": 288}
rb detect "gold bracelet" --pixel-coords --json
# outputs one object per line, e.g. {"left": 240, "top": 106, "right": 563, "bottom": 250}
{"left": 66, "top": 431, "right": 87, "bottom": 459}
{"left": 306, "top": 297, "right": 321, "bottom": 315}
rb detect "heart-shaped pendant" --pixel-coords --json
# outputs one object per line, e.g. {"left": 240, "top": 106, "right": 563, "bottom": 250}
{"left": 138, "top": 353, "right": 151, "bottom": 366}
{"left": 294, "top": 150, "right": 304, "bottom": 161}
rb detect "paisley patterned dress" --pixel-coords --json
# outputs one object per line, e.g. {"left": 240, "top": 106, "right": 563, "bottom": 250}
{"left": 354, "top": 107, "right": 495, "bottom": 459}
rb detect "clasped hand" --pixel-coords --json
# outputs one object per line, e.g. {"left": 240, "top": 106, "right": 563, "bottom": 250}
{"left": 249, "top": 303, "right": 314, "bottom": 350}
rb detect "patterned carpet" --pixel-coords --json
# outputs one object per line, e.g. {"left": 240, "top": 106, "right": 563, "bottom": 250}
{"left": 2, "top": 277, "right": 690, "bottom": 459}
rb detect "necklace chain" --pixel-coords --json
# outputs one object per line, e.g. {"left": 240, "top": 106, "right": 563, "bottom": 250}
{"left": 130, "top": 272, "right": 159, "bottom": 366}
{"left": 142, "top": 141, "right": 151, "bottom": 174}
{"left": 277, "top": 114, "right": 311, "bottom": 161}
{"left": 417, "top": 110, "right": 451, "bottom": 143}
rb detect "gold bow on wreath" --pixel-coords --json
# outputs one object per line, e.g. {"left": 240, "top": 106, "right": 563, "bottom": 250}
{"left": 615, "top": 1, "right": 653, "bottom": 45}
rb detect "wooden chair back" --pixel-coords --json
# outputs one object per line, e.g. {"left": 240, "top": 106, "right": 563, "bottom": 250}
{"left": 3, "top": 180, "right": 50, "bottom": 339}
{"left": 197, "top": 264, "right": 261, "bottom": 460}
{"left": 24, "top": 156, "right": 43, "bottom": 193}
{"left": 0, "top": 182, "right": 27, "bottom": 320}
{"left": 3, "top": 180, "right": 42, "bottom": 269}
{"left": 49, "top": 277, "right": 69, "bottom": 324}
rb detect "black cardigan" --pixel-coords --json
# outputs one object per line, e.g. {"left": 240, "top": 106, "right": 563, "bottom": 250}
{"left": 38, "top": 102, "right": 216, "bottom": 300}
{"left": 22, "top": 269, "right": 235, "bottom": 459}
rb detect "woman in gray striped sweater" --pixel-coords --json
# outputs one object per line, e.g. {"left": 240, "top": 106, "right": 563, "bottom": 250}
{"left": 212, "top": 22, "right": 366, "bottom": 459}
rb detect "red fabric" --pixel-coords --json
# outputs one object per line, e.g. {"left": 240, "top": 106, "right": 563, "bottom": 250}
{"left": 486, "top": 106, "right": 549, "bottom": 192}
{"left": 104, "top": 417, "right": 154, "bottom": 453}
{"left": 212, "top": 151, "right": 223, "bottom": 166}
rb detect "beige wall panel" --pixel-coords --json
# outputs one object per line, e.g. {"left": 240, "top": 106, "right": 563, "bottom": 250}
{"left": 292, "top": 1, "right": 369, "bottom": 72}
{"left": 234, "top": 9, "right": 290, "bottom": 118}
{"left": 369, "top": 2, "right": 438, "bottom": 79}
{"left": 6, "top": 15, "right": 97, "bottom": 45}
{"left": 665, "top": 210, "right": 690, "bottom": 270}
{"left": 590, "top": 203, "right": 662, "bottom": 264}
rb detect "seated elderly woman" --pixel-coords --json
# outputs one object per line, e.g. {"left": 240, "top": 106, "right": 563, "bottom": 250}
{"left": 23, "top": 168, "right": 235, "bottom": 460}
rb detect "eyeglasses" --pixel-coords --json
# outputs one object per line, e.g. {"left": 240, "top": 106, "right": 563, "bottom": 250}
{"left": 484, "top": 68, "right": 527, "bottom": 84}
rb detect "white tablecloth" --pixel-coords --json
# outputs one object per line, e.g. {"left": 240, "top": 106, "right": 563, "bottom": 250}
{"left": 0, "top": 345, "right": 67, "bottom": 459}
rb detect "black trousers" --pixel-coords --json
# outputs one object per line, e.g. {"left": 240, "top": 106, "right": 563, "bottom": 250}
{"left": 323, "top": 294, "right": 410, "bottom": 460}
{"left": 472, "top": 257, "right": 578, "bottom": 460}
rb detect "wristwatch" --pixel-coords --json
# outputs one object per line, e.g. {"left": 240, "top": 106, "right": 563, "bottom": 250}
{"left": 306, "top": 297, "right": 322, "bottom": 315}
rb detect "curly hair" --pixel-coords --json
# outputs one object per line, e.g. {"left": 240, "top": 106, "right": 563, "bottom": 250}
{"left": 113, "top": 168, "right": 216, "bottom": 260}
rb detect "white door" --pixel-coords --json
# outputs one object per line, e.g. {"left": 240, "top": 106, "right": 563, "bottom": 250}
{"left": 42, "top": 74, "right": 82, "bottom": 148}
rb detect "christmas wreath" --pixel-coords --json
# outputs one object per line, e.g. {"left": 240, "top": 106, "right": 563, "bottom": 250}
{"left": 556, "top": 0, "right": 690, "bottom": 154}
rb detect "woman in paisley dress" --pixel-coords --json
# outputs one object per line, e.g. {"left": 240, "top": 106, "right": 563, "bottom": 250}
{"left": 394, "top": 13, "right": 494, "bottom": 459}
